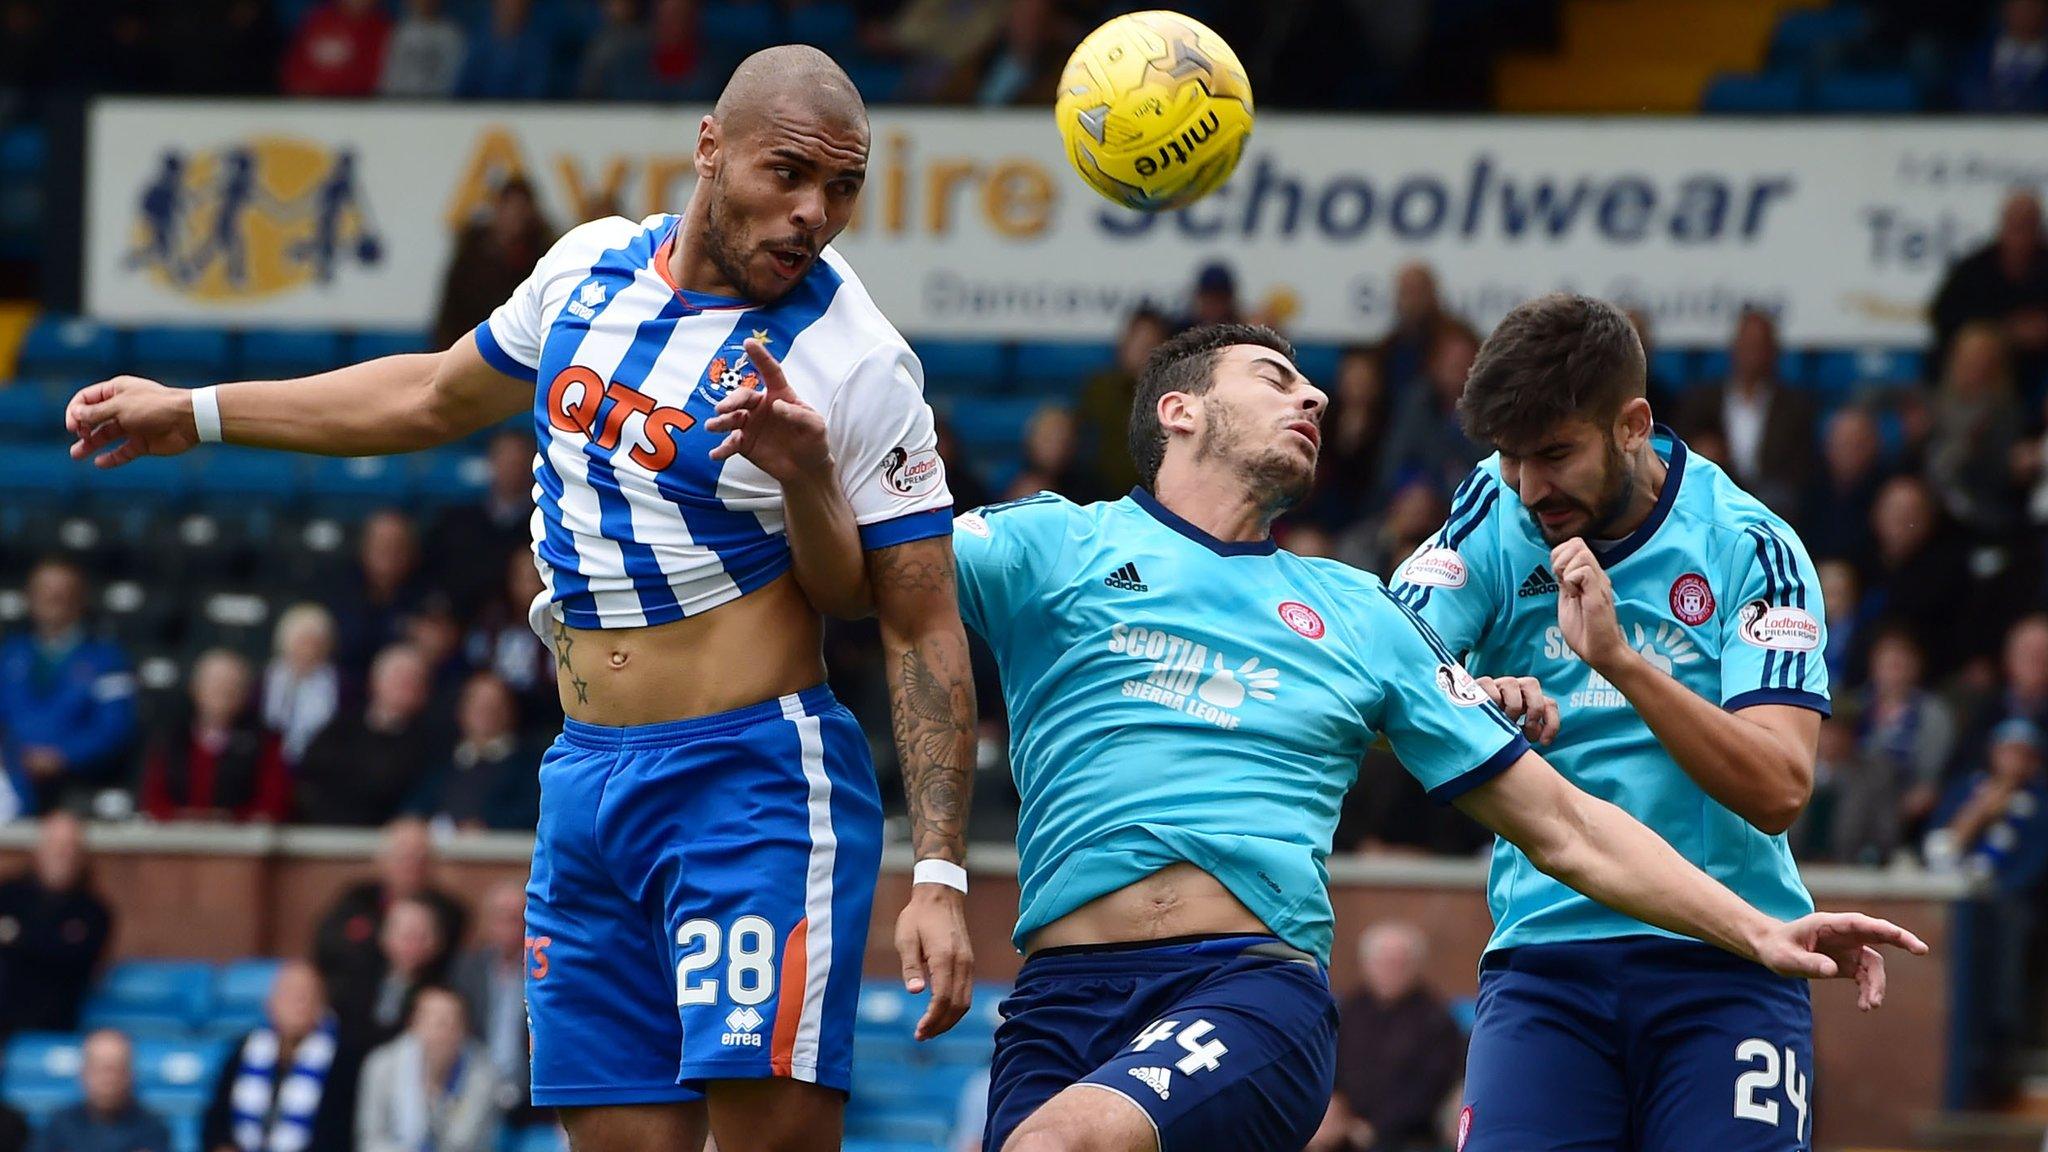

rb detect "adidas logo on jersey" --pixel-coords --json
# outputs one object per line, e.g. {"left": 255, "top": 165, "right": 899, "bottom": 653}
{"left": 1128, "top": 1066, "right": 1172, "bottom": 1100}
{"left": 721, "top": 1006, "right": 764, "bottom": 1048}
{"left": 1104, "top": 562, "right": 1149, "bottom": 592}
{"left": 1518, "top": 566, "right": 1559, "bottom": 598}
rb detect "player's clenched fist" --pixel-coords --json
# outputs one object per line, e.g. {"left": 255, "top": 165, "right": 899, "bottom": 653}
{"left": 1552, "top": 538, "right": 1628, "bottom": 671}
{"left": 1474, "top": 675, "right": 1560, "bottom": 745}
{"left": 65, "top": 376, "right": 196, "bottom": 468}
{"left": 704, "top": 337, "right": 833, "bottom": 483}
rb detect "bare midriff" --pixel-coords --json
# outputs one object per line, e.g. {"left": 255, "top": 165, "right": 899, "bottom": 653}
{"left": 547, "top": 572, "right": 826, "bottom": 727}
{"left": 1024, "top": 862, "right": 1272, "bottom": 954}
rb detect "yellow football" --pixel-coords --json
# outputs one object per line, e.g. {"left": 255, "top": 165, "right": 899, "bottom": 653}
{"left": 1053, "top": 10, "right": 1255, "bottom": 212}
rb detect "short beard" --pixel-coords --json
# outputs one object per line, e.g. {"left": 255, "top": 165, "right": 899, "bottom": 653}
{"left": 1195, "top": 403, "right": 1312, "bottom": 520}
{"left": 1586, "top": 437, "right": 1641, "bottom": 538}
{"left": 702, "top": 173, "right": 761, "bottom": 301}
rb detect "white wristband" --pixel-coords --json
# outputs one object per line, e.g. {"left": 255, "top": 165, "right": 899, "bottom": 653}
{"left": 190, "top": 386, "right": 223, "bottom": 444}
{"left": 913, "top": 859, "right": 968, "bottom": 893}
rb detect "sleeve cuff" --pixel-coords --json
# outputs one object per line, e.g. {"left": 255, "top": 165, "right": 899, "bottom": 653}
{"left": 1723, "top": 688, "right": 1832, "bottom": 717}
{"left": 1427, "top": 732, "right": 1531, "bottom": 805}
{"left": 474, "top": 322, "right": 538, "bottom": 382}
{"left": 858, "top": 507, "right": 953, "bottom": 551}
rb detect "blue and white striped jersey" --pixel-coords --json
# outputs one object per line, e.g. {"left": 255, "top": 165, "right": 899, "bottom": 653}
{"left": 475, "top": 214, "right": 953, "bottom": 633}
{"left": 1390, "top": 429, "right": 1828, "bottom": 954}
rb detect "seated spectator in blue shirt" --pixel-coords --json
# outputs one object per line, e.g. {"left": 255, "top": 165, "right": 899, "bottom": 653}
{"left": 456, "top": 0, "right": 552, "bottom": 100}
{"left": 1958, "top": 0, "right": 2048, "bottom": 113}
{"left": 0, "top": 560, "right": 137, "bottom": 815}
{"left": 26, "top": 1031, "right": 170, "bottom": 1152}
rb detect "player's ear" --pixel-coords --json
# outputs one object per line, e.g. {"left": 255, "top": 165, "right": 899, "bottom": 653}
{"left": 1616, "top": 397, "right": 1653, "bottom": 452}
{"left": 694, "top": 116, "right": 721, "bottom": 180}
{"left": 1158, "top": 391, "right": 1200, "bottom": 438}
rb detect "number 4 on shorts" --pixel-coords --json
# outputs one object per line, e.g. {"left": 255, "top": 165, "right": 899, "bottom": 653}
{"left": 1129, "top": 1018, "right": 1229, "bottom": 1075}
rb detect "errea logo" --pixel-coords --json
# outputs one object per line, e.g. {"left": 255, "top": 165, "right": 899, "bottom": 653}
{"left": 722, "top": 1006, "right": 764, "bottom": 1047}
{"left": 566, "top": 281, "right": 607, "bottom": 321}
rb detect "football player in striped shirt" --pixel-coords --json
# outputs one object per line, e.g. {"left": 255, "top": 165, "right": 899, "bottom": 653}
{"left": 1390, "top": 294, "right": 1842, "bottom": 1151}
{"left": 66, "top": 45, "right": 974, "bottom": 1152}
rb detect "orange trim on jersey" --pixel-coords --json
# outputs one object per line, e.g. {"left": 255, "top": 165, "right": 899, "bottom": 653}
{"left": 769, "top": 917, "right": 810, "bottom": 1077}
{"left": 650, "top": 221, "right": 752, "bottom": 311}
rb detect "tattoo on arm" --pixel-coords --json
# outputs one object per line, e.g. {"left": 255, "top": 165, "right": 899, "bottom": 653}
{"left": 552, "top": 619, "right": 590, "bottom": 705}
{"left": 872, "top": 540, "right": 975, "bottom": 865}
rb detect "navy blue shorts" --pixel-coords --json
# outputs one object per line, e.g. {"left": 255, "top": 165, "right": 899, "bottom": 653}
{"left": 984, "top": 934, "right": 1337, "bottom": 1152}
{"left": 1461, "top": 936, "right": 1815, "bottom": 1152}
{"left": 523, "top": 685, "right": 882, "bottom": 1106}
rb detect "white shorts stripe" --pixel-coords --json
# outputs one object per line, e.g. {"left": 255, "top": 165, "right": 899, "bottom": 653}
{"left": 782, "top": 692, "right": 837, "bottom": 1083}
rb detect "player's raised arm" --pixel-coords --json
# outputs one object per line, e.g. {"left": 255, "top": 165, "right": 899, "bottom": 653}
{"left": 1551, "top": 531, "right": 1825, "bottom": 834}
{"left": 1454, "top": 751, "right": 1922, "bottom": 1008}
{"left": 65, "top": 332, "right": 528, "bottom": 466}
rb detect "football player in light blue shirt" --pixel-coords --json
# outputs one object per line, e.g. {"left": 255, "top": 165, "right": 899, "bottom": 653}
{"left": 1390, "top": 294, "right": 1847, "bottom": 1151}
{"left": 939, "top": 323, "right": 1922, "bottom": 1152}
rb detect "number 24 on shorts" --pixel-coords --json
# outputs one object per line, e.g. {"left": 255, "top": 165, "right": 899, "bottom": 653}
{"left": 676, "top": 916, "right": 778, "bottom": 1007}
{"left": 1734, "top": 1038, "right": 1809, "bottom": 1142}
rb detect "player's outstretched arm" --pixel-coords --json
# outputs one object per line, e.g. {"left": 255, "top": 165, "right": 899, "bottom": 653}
{"left": 65, "top": 331, "right": 529, "bottom": 466}
{"left": 1456, "top": 751, "right": 1928, "bottom": 1009}
{"left": 868, "top": 535, "right": 977, "bottom": 1041}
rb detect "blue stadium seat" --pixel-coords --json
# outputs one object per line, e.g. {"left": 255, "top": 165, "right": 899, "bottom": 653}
{"left": 347, "top": 330, "right": 432, "bottom": 362}
{"left": 915, "top": 340, "right": 1009, "bottom": 390}
{"left": 943, "top": 397, "right": 1042, "bottom": 452}
{"left": 510, "top": 1124, "right": 566, "bottom": 1152}
{"left": 1814, "top": 346, "right": 1925, "bottom": 391}
{"left": 4, "top": 1033, "right": 84, "bottom": 1087}
{"left": 167, "top": 1111, "right": 203, "bottom": 1152}
{"left": 0, "top": 126, "right": 45, "bottom": 177}
{"left": 214, "top": 959, "right": 284, "bottom": 1013}
{"left": 2, "top": 1083, "right": 74, "bottom": 1121}
{"left": 307, "top": 456, "right": 413, "bottom": 509}
{"left": 193, "top": 449, "right": 307, "bottom": 502}
{"left": 1767, "top": 5, "right": 1871, "bottom": 70}
{"left": 845, "top": 1110, "right": 951, "bottom": 1146}
{"left": 414, "top": 449, "right": 491, "bottom": 506}
{"left": 241, "top": 330, "right": 345, "bottom": 378}
{"left": 130, "top": 327, "right": 234, "bottom": 382}
{"left": 841, "top": 58, "right": 907, "bottom": 104}
{"left": 17, "top": 316, "right": 120, "bottom": 380}
{"left": 87, "top": 961, "right": 217, "bottom": 1027}
{"left": 1650, "top": 348, "right": 1695, "bottom": 391}
{"left": 701, "top": 2, "right": 781, "bottom": 54}
{"left": 1701, "top": 72, "right": 1805, "bottom": 114}
{"left": 0, "top": 447, "right": 82, "bottom": 499}
{"left": 855, "top": 981, "right": 921, "bottom": 1032}
{"left": 1012, "top": 342, "right": 1116, "bottom": 394}
{"left": 1810, "top": 72, "right": 1921, "bottom": 113}
{"left": 0, "top": 386, "right": 65, "bottom": 436}
{"left": 1450, "top": 995, "right": 1478, "bottom": 1035}
{"left": 1291, "top": 344, "right": 1343, "bottom": 388}
{"left": 78, "top": 1007, "right": 196, "bottom": 1040}
{"left": 130, "top": 1037, "right": 231, "bottom": 1092}
{"left": 196, "top": 1010, "right": 267, "bottom": 1043}
{"left": 79, "top": 455, "right": 197, "bottom": 504}
{"left": 787, "top": 1, "right": 856, "bottom": 45}
{"left": 1687, "top": 348, "right": 1808, "bottom": 387}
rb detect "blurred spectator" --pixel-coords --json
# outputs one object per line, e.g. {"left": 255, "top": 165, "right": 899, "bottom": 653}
{"left": 1373, "top": 263, "right": 1445, "bottom": 396}
{"left": 356, "top": 988, "right": 502, "bottom": 1152}
{"left": 1797, "top": 706, "right": 1886, "bottom": 863}
{"left": 933, "top": 413, "right": 994, "bottom": 515}
{"left": 1926, "top": 322, "right": 2025, "bottom": 532}
{"left": 279, "top": 0, "right": 391, "bottom": 97}
{"left": 456, "top": 0, "right": 552, "bottom": 100}
{"left": 402, "top": 595, "right": 472, "bottom": 731}
{"left": 1957, "top": 0, "right": 2048, "bottom": 112}
{"left": 1376, "top": 319, "right": 1484, "bottom": 500}
{"left": 1675, "top": 309, "right": 1815, "bottom": 516}
{"left": 1286, "top": 524, "right": 1336, "bottom": 559}
{"left": 334, "top": 898, "right": 449, "bottom": 1048}
{"left": 1336, "top": 749, "right": 1488, "bottom": 857}
{"left": 1859, "top": 475, "right": 1971, "bottom": 677}
{"left": 1932, "top": 190, "right": 2048, "bottom": 392}
{"left": 1182, "top": 262, "right": 1241, "bottom": 330}
{"left": 431, "top": 176, "right": 555, "bottom": 350}
{"left": 1859, "top": 627, "right": 1956, "bottom": 844}
{"left": 313, "top": 818, "right": 469, "bottom": 1005}
{"left": 644, "top": 0, "right": 706, "bottom": 101}
{"left": 412, "top": 674, "right": 539, "bottom": 833}
{"left": 886, "top": 0, "right": 1009, "bottom": 100}
{"left": 378, "top": 0, "right": 467, "bottom": 98}
{"left": 1310, "top": 923, "right": 1464, "bottom": 1152}
{"left": 449, "top": 883, "right": 530, "bottom": 1118}
{"left": 576, "top": 0, "right": 652, "bottom": 101}
{"left": 1927, "top": 718, "right": 2048, "bottom": 1107}
{"left": 202, "top": 962, "right": 362, "bottom": 1152}
{"left": 1346, "top": 478, "right": 1446, "bottom": 578}
{"left": 1298, "top": 346, "right": 1390, "bottom": 532}
{"left": 463, "top": 554, "right": 559, "bottom": 738}
{"left": 1818, "top": 559, "right": 1870, "bottom": 688}
{"left": 326, "top": 510, "right": 426, "bottom": 683}
{"left": 139, "top": 649, "right": 289, "bottom": 823}
{"left": 975, "top": 0, "right": 1070, "bottom": 105}
{"left": 1800, "top": 407, "right": 1890, "bottom": 564}
{"left": 0, "top": 559, "right": 137, "bottom": 816}
{"left": 1001, "top": 406, "right": 1101, "bottom": 503}
{"left": 262, "top": 603, "right": 341, "bottom": 766}
{"left": 0, "top": 815, "right": 111, "bottom": 1036}
{"left": 26, "top": 1031, "right": 169, "bottom": 1152}
{"left": 1074, "top": 306, "right": 1172, "bottom": 496}
{"left": 424, "top": 431, "right": 534, "bottom": 616}
{"left": 295, "top": 645, "right": 443, "bottom": 827}
{"left": 1950, "top": 614, "right": 2048, "bottom": 783}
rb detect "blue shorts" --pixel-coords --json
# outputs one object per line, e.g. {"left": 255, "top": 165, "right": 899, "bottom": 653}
{"left": 523, "top": 685, "right": 882, "bottom": 1106}
{"left": 1461, "top": 936, "right": 1815, "bottom": 1152}
{"left": 985, "top": 934, "right": 1336, "bottom": 1152}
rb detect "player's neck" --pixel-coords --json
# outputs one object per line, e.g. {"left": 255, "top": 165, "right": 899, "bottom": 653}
{"left": 1150, "top": 464, "right": 1279, "bottom": 543}
{"left": 1601, "top": 447, "right": 1669, "bottom": 541}
{"left": 668, "top": 209, "right": 747, "bottom": 300}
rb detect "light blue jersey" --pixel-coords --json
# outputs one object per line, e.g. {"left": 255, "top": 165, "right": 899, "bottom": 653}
{"left": 954, "top": 488, "right": 1531, "bottom": 963}
{"left": 1391, "top": 429, "right": 1828, "bottom": 954}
